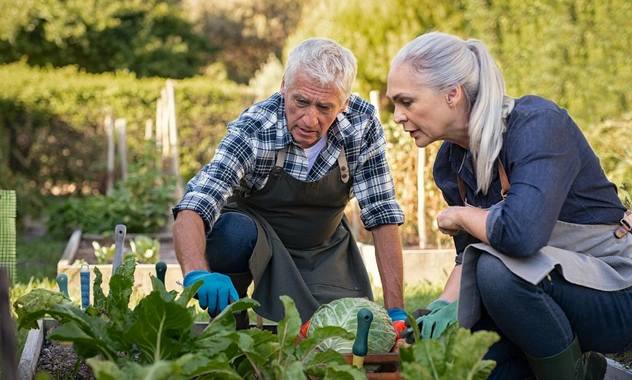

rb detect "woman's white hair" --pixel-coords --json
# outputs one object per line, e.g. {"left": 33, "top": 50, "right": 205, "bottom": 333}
{"left": 392, "top": 31, "right": 506, "bottom": 194}
{"left": 284, "top": 38, "right": 357, "bottom": 104}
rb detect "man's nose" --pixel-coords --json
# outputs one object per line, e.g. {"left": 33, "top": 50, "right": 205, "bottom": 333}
{"left": 303, "top": 106, "right": 318, "bottom": 127}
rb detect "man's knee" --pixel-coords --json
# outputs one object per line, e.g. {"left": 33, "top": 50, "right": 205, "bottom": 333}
{"left": 205, "top": 213, "right": 257, "bottom": 272}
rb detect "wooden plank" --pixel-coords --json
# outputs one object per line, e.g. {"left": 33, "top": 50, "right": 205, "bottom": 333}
{"left": 57, "top": 229, "right": 82, "bottom": 267}
{"left": 606, "top": 358, "right": 632, "bottom": 380}
{"left": 17, "top": 320, "right": 44, "bottom": 380}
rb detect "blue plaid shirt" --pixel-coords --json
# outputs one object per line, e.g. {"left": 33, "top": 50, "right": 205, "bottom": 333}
{"left": 173, "top": 92, "right": 404, "bottom": 233}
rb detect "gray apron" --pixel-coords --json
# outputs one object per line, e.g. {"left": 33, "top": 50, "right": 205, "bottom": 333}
{"left": 222, "top": 146, "right": 373, "bottom": 322}
{"left": 458, "top": 98, "right": 632, "bottom": 328}
{"left": 459, "top": 221, "right": 632, "bottom": 329}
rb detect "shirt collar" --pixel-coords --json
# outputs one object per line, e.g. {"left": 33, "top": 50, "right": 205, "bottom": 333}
{"left": 274, "top": 93, "right": 354, "bottom": 151}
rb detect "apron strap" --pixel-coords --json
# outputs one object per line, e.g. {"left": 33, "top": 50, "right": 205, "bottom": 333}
{"left": 338, "top": 147, "right": 349, "bottom": 183}
{"left": 458, "top": 159, "right": 510, "bottom": 203}
{"left": 276, "top": 146, "right": 349, "bottom": 183}
{"left": 275, "top": 147, "right": 287, "bottom": 167}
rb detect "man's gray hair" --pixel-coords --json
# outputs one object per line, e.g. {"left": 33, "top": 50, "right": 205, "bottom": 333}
{"left": 392, "top": 31, "right": 506, "bottom": 194}
{"left": 284, "top": 38, "right": 357, "bottom": 103}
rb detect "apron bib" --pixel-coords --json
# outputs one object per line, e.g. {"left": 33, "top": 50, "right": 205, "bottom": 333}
{"left": 222, "top": 146, "right": 373, "bottom": 322}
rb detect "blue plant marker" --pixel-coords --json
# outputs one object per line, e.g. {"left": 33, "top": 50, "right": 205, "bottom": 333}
{"left": 80, "top": 263, "right": 90, "bottom": 309}
{"left": 56, "top": 273, "right": 69, "bottom": 298}
{"left": 155, "top": 261, "right": 167, "bottom": 284}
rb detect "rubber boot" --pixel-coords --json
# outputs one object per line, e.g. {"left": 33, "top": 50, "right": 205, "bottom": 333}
{"left": 227, "top": 272, "right": 253, "bottom": 330}
{"left": 525, "top": 335, "right": 607, "bottom": 380}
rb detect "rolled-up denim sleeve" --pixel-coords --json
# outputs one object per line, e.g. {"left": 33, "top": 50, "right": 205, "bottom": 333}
{"left": 485, "top": 109, "right": 581, "bottom": 257}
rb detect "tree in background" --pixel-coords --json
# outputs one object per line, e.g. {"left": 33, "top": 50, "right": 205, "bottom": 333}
{"left": 0, "top": 0, "right": 215, "bottom": 78}
{"left": 181, "top": 0, "right": 312, "bottom": 84}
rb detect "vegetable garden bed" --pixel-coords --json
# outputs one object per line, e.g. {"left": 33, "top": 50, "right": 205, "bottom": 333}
{"left": 18, "top": 319, "right": 404, "bottom": 380}
{"left": 56, "top": 229, "right": 182, "bottom": 300}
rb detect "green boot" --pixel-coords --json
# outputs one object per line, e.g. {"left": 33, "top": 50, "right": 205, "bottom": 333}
{"left": 525, "top": 335, "right": 607, "bottom": 380}
{"left": 227, "top": 272, "right": 253, "bottom": 330}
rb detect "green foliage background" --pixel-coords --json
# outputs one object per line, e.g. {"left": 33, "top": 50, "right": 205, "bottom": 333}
{"left": 0, "top": 0, "right": 215, "bottom": 78}
{"left": 1, "top": 0, "right": 631, "bottom": 245}
{"left": 287, "top": 0, "right": 632, "bottom": 246}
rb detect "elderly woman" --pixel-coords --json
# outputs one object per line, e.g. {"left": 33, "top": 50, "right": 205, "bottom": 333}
{"left": 386, "top": 31, "right": 632, "bottom": 380}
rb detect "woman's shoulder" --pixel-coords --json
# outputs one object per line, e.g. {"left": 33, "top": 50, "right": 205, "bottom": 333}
{"left": 512, "top": 95, "right": 562, "bottom": 115}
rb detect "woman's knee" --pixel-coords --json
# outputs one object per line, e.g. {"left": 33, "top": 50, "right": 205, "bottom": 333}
{"left": 476, "top": 253, "right": 519, "bottom": 300}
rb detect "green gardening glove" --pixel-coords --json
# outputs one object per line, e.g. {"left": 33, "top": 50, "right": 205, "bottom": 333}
{"left": 419, "top": 299, "right": 458, "bottom": 339}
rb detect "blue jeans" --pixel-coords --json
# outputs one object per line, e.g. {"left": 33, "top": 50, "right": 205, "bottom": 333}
{"left": 474, "top": 253, "right": 632, "bottom": 379}
{"left": 204, "top": 212, "right": 257, "bottom": 273}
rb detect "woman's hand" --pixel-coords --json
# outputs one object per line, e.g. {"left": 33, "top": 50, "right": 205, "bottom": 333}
{"left": 437, "top": 206, "right": 490, "bottom": 243}
{"left": 437, "top": 206, "right": 464, "bottom": 236}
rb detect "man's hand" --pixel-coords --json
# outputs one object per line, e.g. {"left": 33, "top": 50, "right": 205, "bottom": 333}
{"left": 183, "top": 270, "right": 239, "bottom": 317}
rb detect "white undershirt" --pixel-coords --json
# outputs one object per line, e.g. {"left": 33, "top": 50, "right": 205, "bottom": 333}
{"left": 304, "top": 136, "right": 327, "bottom": 172}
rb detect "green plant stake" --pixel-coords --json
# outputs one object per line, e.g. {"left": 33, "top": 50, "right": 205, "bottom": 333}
{"left": 155, "top": 261, "right": 166, "bottom": 284}
{"left": 55, "top": 273, "right": 69, "bottom": 298}
{"left": 352, "top": 307, "right": 373, "bottom": 369}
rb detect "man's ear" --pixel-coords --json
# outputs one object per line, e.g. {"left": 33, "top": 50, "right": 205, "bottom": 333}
{"left": 280, "top": 78, "right": 286, "bottom": 96}
{"left": 341, "top": 97, "right": 350, "bottom": 112}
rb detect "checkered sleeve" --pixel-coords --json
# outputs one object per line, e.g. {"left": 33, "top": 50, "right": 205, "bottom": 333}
{"left": 353, "top": 116, "right": 405, "bottom": 229}
{"left": 172, "top": 131, "right": 255, "bottom": 233}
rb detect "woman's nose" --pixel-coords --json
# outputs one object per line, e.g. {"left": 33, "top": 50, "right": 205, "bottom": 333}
{"left": 393, "top": 107, "right": 407, "bottom": 124}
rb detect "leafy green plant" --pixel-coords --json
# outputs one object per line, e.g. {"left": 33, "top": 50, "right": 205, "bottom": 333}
{"left": 398, "top": 319, "right": 499, "bottom": 380}
{"left": 13, "top": 258, "right": 370, "bottom": 379}
{"left": 128, "top": 235, "right": 161, "bottom": 264}
{"left": 91, "top": 241, "right": 116, "bottom": 264}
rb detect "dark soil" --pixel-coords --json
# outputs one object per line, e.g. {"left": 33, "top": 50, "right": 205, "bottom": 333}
{"left": 36, "top": 339, "right": 94, "bottom": 379}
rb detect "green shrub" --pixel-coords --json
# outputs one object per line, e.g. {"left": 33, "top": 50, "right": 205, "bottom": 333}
{"left": 45, "top": 142, "right": 177, "bottom": 238}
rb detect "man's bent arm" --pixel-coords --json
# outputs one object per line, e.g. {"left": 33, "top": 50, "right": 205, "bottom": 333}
{"left": 172, "top": 210, "right": 209, "bottom": 275}
{"left": 371, "top": 223, "right": 405, "bottom": 310}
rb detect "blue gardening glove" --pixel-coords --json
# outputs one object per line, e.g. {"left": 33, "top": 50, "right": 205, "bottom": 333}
{"left": 183, "top": 270, "right": 239, "bottom": 318}
{"left": 419, "top": 299, "right": 458, "bottom": 339}
{"left": 387, "top": 307, "right": 407, "bottom": 322}
{"left": 388, "top": 308, "right": 408, "bottom": 338}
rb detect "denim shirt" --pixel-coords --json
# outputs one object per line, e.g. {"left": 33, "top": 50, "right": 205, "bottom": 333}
{"left": 434, "top": 95, "right": 626, "bottom": 263}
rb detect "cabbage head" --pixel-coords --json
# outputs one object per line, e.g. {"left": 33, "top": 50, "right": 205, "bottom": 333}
{"left": 307, "top": 297, "right": 396, "bottom": 354}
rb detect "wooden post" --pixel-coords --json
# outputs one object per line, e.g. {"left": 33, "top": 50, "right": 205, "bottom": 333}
{"left": 145, "top": 119, "right": 153, "bottom": 140}
{"left": 161, "top": 88, "right": 170, "bottom": 160}
{"left": 115, "top": 118, "right": 128, "bottom": 181}
{"left": 369, "top": 90, "right": 381, "bottom": 122}
{"left": 166, "top": 80, "right": 183, "bottom": 201}
{"left": 105, "top": 115, "right": 115, "bottom": 195}
{"left": 417, "top": 147, "right": 427, "bottom": 249}
{"left": 155, "top": 97, "right": 163, "bottom": 162}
